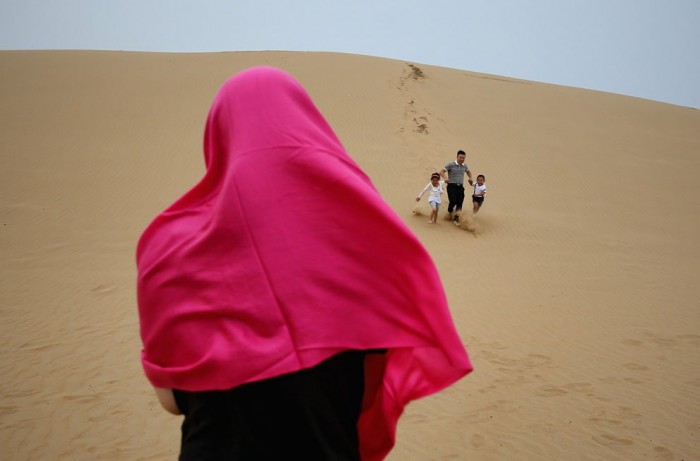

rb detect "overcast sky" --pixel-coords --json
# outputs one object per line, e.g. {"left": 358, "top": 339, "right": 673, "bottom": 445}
{"left": 1, "top": 0, "right": 698, "bottom": 108}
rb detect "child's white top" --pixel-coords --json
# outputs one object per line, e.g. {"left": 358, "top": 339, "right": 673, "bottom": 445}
{"left": 418, "top": 181, "right": 444, "bottom": 203}
{"left": 473, "top": 183, "right": 487, "bottom": 196}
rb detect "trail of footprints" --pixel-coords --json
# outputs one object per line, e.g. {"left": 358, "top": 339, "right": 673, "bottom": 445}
{"left": 397, "top": 63, "right": 431, "bottom": 135}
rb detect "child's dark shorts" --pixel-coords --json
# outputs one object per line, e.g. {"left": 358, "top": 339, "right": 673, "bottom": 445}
{"left": 472, "top": 196, "right": 484, "bottom": 205}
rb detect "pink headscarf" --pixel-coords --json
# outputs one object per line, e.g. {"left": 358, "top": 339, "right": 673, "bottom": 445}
{"left": 137, "top": 66, "right": 472, "bottom": 460}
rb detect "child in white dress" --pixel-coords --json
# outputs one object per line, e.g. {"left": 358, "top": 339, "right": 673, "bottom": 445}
{"left": 416, "top": 173, "right": 444, "bottom": 224}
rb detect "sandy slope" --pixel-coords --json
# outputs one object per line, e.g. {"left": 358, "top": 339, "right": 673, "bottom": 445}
{"left": 1, "top": 50, "right": 698, "bottom": 460}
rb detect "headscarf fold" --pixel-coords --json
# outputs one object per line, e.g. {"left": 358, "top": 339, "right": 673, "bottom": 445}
{"left": 137, "top": 66, "right": 472, "bottom": 460}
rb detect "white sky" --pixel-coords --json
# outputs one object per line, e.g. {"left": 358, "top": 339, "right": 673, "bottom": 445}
{"left": 1, "top": 0, "right": 698, "bottom": 108}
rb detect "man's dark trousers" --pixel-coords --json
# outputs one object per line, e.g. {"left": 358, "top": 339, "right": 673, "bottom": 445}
{"left": 446, "top": 183, "right": 465, "bottom": 214}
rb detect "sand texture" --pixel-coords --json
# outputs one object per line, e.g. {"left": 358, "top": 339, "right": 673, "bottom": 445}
{"left": 1, "top": 50, "right": 699, "bottom": 460}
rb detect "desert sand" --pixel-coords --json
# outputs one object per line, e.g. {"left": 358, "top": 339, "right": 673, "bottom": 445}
{"left": 1, "top": 50, "right": 698, "bottom": 460}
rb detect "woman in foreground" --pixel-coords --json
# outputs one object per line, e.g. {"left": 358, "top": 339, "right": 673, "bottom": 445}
{"left": 136, "top": 66, "right": 472, "bottom": 461}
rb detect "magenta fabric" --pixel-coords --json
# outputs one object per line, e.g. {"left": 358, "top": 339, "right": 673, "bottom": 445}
{"left": 136, "top": 66, "right": 472, "bottom": 460}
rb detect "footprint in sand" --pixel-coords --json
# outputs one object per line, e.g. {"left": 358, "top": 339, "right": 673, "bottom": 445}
{"left": 641, "top": 331, "right": 681, "bottom": 347}
{"left": 536, "top": 385, "right": 567, "bottom": 397}
{"left": 622, "top": 362, "right": 649, "bottom": 371}
{"left": 623, "top": 377, "right": 648, "bottom": 384}
{"left": 593, "top": 434, "right": 634, "bottom": 447}
{"left": 677, "top": 334, "right": 700, "bottom": 346}
{"left": 470, "top": 433, "right": 486, "bottom": 448}
{"left": 589, "top": 406, "right": 641, "bottom": 426}
{"left": 91, "top": 284, "right": 117, "bottom": 294}
{"left": 653, "top": 446, "right": 675, "bottom": 461}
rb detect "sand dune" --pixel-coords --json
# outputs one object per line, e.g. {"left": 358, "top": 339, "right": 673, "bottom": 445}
{"left": 1, "top": 50, "right": 698, "bottom": 460}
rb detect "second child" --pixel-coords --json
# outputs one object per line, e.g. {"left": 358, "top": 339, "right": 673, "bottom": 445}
{"left": 472, "top": 174, "right": 487, "bottom": 214}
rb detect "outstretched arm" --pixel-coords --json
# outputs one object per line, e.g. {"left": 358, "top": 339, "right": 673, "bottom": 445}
{"left": 416, "top": 183, "right": 430, "bottom": 200}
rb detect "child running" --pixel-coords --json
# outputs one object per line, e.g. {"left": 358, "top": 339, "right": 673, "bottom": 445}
{"left": 416, "top": 172, "right": 444, "bottom": 224}
{"left": 472, "top": 174, "right": 487, "bottom": 214}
